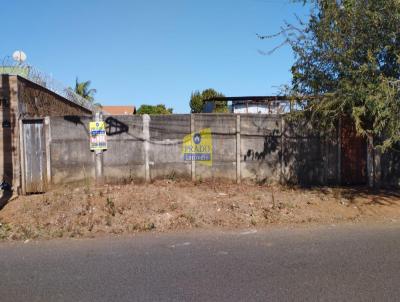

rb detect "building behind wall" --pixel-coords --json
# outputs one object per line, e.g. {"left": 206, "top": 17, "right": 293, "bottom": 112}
{"left": 204, "top": 96, "right": 291, "bottom": 114}
{"left": 0, "top": 74, "right": 92, "bottom": 200}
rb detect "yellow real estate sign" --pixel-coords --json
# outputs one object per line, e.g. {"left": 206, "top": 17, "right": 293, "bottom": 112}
{"left": 89, "top": 121, "right": 107, "bottom": 151}
{"left": 182, "top": 128, "right": 212, "bottom": 166}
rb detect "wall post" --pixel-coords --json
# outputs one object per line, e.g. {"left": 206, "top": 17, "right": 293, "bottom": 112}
{"left": 18, "top": 119, "right": 26, "bottom": 195}
{"left": 44, "top": 116, "right": 52, "bottom": 188}
{"left": 190, "top": 114, "right": 196, "bottom": 181}
{"left": 236, "top": 115, "right": 241, "bottom": 184}
{"left": 143, "top": 114, "right": 150, "bottom": 182}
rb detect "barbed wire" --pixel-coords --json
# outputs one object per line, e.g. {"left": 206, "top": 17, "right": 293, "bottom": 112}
{"left": 0, "top": 56, "right": 98, "bottom": 112}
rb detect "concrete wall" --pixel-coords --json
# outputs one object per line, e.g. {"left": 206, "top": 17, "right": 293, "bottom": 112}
{"left": 0, "top": 74, "right": 92, "bottom": 200}
{"left": 47, "top": 114, "right": 339, "bottom": 186}
{"left": 49, "top": 116, "right": 94, "bottom": 184}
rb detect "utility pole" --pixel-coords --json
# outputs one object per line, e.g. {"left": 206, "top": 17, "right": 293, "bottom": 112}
{"left": 94, "top": 111, "right": 104, "bottom": 183}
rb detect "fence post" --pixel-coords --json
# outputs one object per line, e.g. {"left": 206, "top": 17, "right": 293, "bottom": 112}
{"left": 191, "top": 114, "right": 196, "bottom": 181}
{"left": 44, "top": 116, "right": 52, "bottom": 188}
{"left": 94, "top": 111, "right": 104, "bottom": 183}
{"left": 18, "top": 118, "right": 26, "bottom": 195}
{"left": 143, "top": 114, "right": 150, "bottom": 182}
{"left": 236, "top": 115, "right": 241, "bottom": 184}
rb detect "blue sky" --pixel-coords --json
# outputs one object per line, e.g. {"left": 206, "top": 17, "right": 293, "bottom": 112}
{"left": 2, "top": 0, "right": 309, "bottom": 113}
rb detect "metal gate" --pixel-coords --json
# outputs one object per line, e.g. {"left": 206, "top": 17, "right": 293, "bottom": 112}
{"left": 340, "top": 118, "right": 367, "bottom": 185}
{"left": 21, "top": 119, "right": 47, "bottom": 193}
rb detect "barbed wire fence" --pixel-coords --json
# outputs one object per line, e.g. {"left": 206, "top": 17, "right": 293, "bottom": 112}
{"left": 0, "top": 56, "right": 98, "bottom": 112}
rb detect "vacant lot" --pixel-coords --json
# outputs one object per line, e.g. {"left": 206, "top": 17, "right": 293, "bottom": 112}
{"left": 0, "top": 180, "right": 399, "bottom": 240}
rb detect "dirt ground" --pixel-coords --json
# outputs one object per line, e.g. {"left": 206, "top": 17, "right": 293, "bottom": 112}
{"left": 0, "top": 179, "right": 400, "bottom": 240}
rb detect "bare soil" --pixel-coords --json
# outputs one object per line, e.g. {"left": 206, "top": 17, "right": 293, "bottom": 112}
{"left": 0, "top": 180, "right": 400, "bottom": 240}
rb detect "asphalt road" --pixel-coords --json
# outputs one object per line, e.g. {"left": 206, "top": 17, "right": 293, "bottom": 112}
{"left": 1, "top": 224, "right": 400, "bottom": 301}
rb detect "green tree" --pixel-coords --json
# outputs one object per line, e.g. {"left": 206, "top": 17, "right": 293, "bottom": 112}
{"left": 269, "top": 0, "right": 400, "bottom": 151}
{"left": 190, "top": 88, "right": 227, "bottom": 113}
{"left": 74, "top": 78, "right": 97, "bottom": 102}
{"left": 74, "top": 78, "right": 102, "bottom": 107}
{"left": 136, "top": 104, "right": 173, "bottom": 115}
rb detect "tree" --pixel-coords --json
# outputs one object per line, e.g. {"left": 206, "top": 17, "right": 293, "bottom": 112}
{"left": 190, "top": 89, "right": 227, "bottom": 113}
{"left": 136, "top": 104, "right": 173, "bottom": 115}
{"left": 74, "top": 78, "right": 97, "bottom": 102}
{"left": 266, "top": 0, "right": 400, "bottom": 151}
{"left": 73, "top": 77, "right": 102, "bottom": 108}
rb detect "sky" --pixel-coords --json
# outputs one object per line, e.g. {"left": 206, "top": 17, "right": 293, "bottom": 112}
{"left": 1, "top": 0, "right": 310, "bottom": 113}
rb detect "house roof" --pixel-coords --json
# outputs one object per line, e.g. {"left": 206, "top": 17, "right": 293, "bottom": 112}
{"left": 102, "top": 106, "right": 136, "bottom": 115}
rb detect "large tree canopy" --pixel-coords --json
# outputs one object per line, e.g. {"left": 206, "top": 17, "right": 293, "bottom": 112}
{"left": 136, "top": 104, "right": 173, "bottom": 115}
{"left": 190, "top": 89, "right": 227, "bottom": 113}
{"left": 282, "top": 0, "right": 400, "bottom": 151}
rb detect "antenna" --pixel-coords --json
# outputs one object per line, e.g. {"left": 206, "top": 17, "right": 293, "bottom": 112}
{"left": 12, "top": 50, "right": 27, "bottom": 64}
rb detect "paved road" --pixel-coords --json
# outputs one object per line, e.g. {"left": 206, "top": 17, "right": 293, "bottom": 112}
{"left": 1, "top": 224, "right": 400, "bottom": 301}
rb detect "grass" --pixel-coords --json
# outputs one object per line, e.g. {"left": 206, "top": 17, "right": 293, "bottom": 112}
{"left": 105, "top": 197, "right": 116, "bottom": 216}
{"left": 0, "top": 222, "right": 12, "bottom": 240}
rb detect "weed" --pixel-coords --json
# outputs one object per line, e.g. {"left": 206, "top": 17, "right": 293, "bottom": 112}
{"left": 0, "top": 223, "right": 12, "bottom": 240}
{"left": 145, "top": 222, "right": 156, "bottom": 230}
{"left": 82, "top": 165, "right": 91, "bottom": 194}
{"left": 169, "top": 203, "right": 178, "bottom": 211}
{"left": 52, "top": 230, "right": 64, "bottom": 238}
{"left": 333, "top": 188, "right": 342, "bottom": 200}
{"left": 271, "top": 190, "right": 276, "bottom": 209}
{"left": 18, "top": 225, "right": 36, "bottom": 240}
{"left": 129, "top": 223, "right": 141, "bottom": 231}
{"left": 105, "top": 215, "right": 112, "bottom": 226}
{"left": 105, "top": 197, "right": 116, "bottom": 216}
{"left": 167, "top": 170, "right": 177, "bottom": 181}
{"left": 179, "top": 213, "right": 195, "bottom": 224}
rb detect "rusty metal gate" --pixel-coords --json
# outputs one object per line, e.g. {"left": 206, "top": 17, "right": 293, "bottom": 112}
{"left": 21, "top": 119, "right": 47, "bottom": 193}
{"left": 340, "top": 118, "right": 367, "bottom": 185}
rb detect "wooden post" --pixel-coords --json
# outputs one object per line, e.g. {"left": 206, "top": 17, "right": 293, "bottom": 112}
{"left": 236, "top": 115, "right": 241, "bottom": 184}
{"left": 280, "top": 116, "right": 285, "bottom": 184}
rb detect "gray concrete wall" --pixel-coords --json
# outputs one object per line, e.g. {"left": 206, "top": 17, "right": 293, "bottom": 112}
{"left": 49, "top": 116, "right": 94, "bottom": 184}
{"left": 47, "top": 114, "right": 340, "bottom": 186}
{"left": 0, "top": 74, "right": 92, "bottom": 200}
